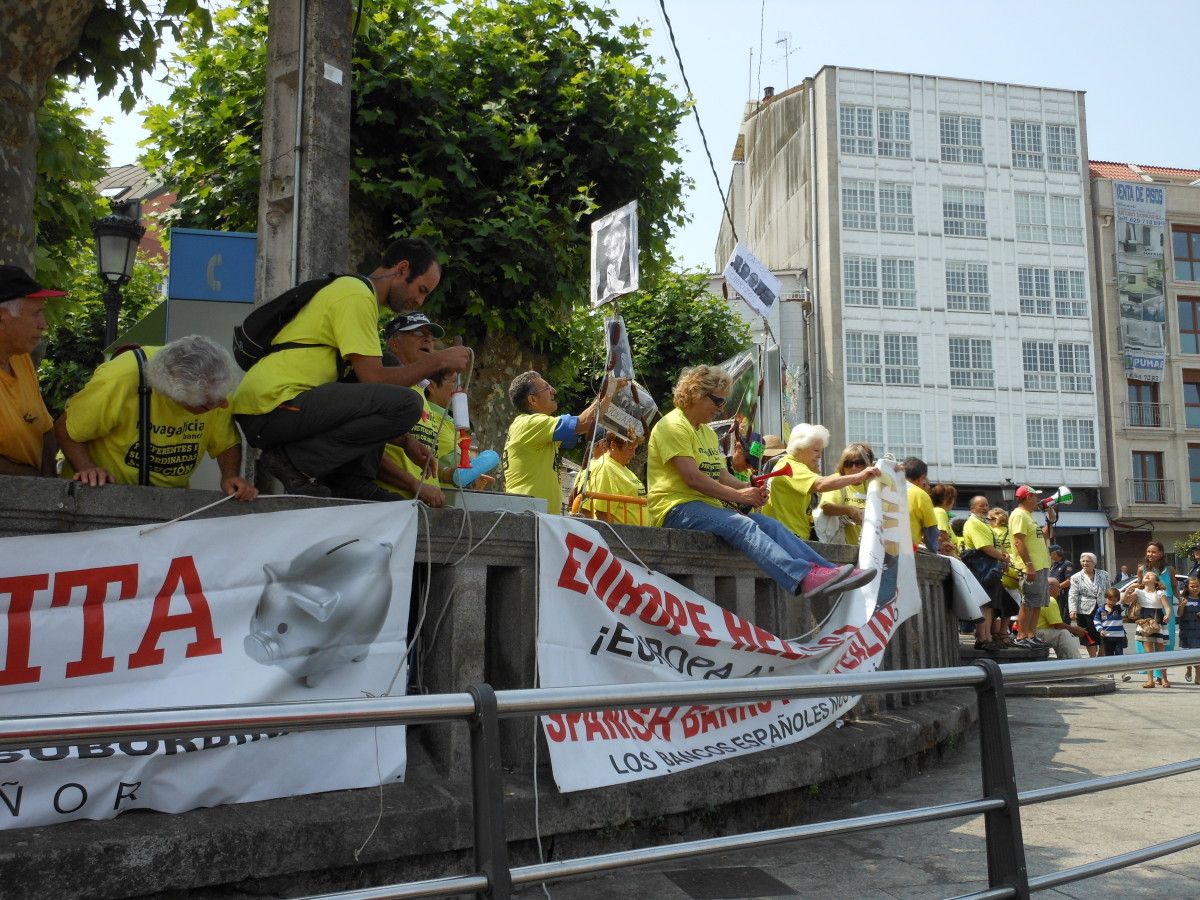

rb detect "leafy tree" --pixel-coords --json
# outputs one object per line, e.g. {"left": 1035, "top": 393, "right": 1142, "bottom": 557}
{"left": 143, "top": 0, "right": 689, "bottom": 347}
{"left": 0, "top": 0, "right": 210, "bottom": 268}
{"left": 555, "top": 270, "right": 753, "bottom": 413}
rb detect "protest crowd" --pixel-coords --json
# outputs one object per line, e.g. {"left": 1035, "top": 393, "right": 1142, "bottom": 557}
{"left": 3, "top": 247, "right": 1197, "bottom": 666}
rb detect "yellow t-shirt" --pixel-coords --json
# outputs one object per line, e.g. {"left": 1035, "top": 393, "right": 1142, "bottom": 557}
{"left": 0, "top": 354, "right": 51, "bottom": 469}
{"left": 962, "top": 514, "right": 997, "bottom": 552}
{"left": 762, "top": 456, "right": 820, "bottom": 539}
{"left": 378, "top": 392, "right": 457, "bottom": 496}
{"left": 646, "top": 407, "right": 724, "bottom": 526}
{"left": 1037, "top": 598, "right": 1065, "bottom": 629}
{"left": 1008, "top": 506, "right": 1051, "bottom": 574}
{"left": 232, "top": 276, "right": 381, "bottom": 415}
{"left": 580, "top": 452, "right": 647, "bottom": 525}
{"left": 503, "top": 412, "right": 565, "bottom": 514}
{"left": 62, "top": 347, "right": 240, "bottom": 488}
{"left": 818, "top": 482, "right": 867, "bottom": 544}
{"left": 907, "top": 481, "right": 937, "bottom": 546}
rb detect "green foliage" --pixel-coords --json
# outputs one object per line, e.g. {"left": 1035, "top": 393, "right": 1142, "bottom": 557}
{"left": 1174, "top": 532, "right": 1200, "bottom": 556}
{"left": 554, "top": 270, "right": 753, "bottom": 412}
{"left": 37, "top": 247, "right": 166, "bottom": 415}
{"left": 55, "top": 0, "right": 212, "bottom": 112}
{"left": 33, "top": 78, "right": 110, "bottom": 287}
{"left": 143, "top": 0, "right": 689, "bottom": 346}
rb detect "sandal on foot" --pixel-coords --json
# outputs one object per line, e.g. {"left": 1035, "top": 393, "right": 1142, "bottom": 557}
{"left": 1143, "top": 680, "right": 1156, "bottom": 688}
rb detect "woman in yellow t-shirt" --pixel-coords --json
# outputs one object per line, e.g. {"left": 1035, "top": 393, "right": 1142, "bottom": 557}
{"left": 579, "top": 433, "right": 646, "bottom": 525}
{"left": 929, "top": 483, "right": 960, "bottom": 557}
{"left": 762, "top": 427, "right": 880, "bottom": 541}
{"left": 816, "top": 442, "right": 876, "bottom": 545}
{"left": 646, "top": 365, "right": 877, "bottom": 602}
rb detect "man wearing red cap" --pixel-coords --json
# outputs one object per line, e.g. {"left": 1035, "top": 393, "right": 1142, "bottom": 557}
{"left": 1009, "top": 484, "right": 1054, "bottom": 650}
{"left": 0, "top": 265, "right": 66, "bottom": 476}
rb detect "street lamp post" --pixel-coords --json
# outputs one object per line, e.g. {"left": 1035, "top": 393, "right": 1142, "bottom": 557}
{"left": 91, "top": 200, "right": 146, "bottom": 348}
{"left": 1001, "top": 478, "right": 1016, "bottom": 507}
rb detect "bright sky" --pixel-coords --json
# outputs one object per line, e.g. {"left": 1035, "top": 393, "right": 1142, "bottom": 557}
{"left": 76, "top": 0, "right": 1200, "bottom": 272}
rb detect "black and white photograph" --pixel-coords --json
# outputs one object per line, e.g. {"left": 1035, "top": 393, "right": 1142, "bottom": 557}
{"left": 590, "top": 200, "right": 639, "bottom": 307}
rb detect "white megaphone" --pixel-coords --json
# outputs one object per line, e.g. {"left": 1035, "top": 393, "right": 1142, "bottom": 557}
{"left": 1039, "top": 485, "right": 1073, "bottom": 509}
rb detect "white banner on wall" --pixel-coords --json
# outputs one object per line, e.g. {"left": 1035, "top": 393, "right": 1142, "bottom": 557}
{"left": 536, "top": 459, "right": 920, "bottom": 792}
{"left": 1114, "top": 180, "right": 1168, "bottom": 373}
{"left": 0, "top": 503, "right": 417, "bottom": 829}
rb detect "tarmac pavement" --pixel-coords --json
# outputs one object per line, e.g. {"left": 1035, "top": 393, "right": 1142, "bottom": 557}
{"left": 514, "top": 669, "right": 1200, "bottom": 899}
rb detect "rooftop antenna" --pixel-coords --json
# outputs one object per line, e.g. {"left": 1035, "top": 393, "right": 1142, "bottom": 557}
{"left": 747, "top": 47, "right": 753, "bottom": 101}
{"left": 775, "top": 31, "right": 792, "bottom": 86}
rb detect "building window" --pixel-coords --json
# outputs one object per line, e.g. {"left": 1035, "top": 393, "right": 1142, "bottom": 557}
{"left": 1172, "top": 226, "right": 1200, "bottom": 282}
{"left": 842, "top": 180, "right": 877, "bottom": 230}
{"left": 878, "top": 182, "right": 914, "bottom": 233}
{"left": 1063, "top": 419, "right": 1097, "bottom": 468}
{"left": 1019, "top": 266, "right": 1052, "bottom": 315}
{"left": 952, "top": 414, "right": 998, "bottom": 465}
{"left": 1179, "top": 297, "right": 1200, "bottom": 354}
{"left": 1189, "top": 445, "right": 1200, "bottom": 504}
{"left": 1026, "top": 417, "right": 1061, "bottom": 467}
{"left": 1015, "top": 193, "right": 1048, "bottom": 242}
{"left": 845, "top": 333, "right": 881, "bottom": 383}
{"left": 880, "top": 258, "right": 916, "bottom": 308}
{"left": 1058, "top": 343, "right": 1093, "bottom": 392}
{"left": 1050, "top": 195, "right": 1084, "bottom": 244}
{"left": 949, "top": 337, "right": 993, "bottom": 388}
{"left": 883, "top": 334, "right": 920, "bottom": 384}
{"left": 876, "top": 108, "right": 911, "bottom": 158}
{"left": 844, "top": 256, "right": 879, "bottom": 306}
{"left": 1011, "top": 120, "right": 1043, "bottom": 169}
{"left": 1131, "top": 451, "right": 1166, "bottom": 503}
{"left": 1127, "top": 380, "right": 1162, "bottom": 427}
{"left": 1046, "top": 125, "right": 1078, "bottom": 173}
{"left": 940, "top": 114, "right": 983, "bottom": 164}
{"left": 840, "top": 104, "right": 874, "bottom": 155}
{"left": 848, "top": 409, "right": 923, "bottom": 459}
{"left": 1054, "top": 269, "right": 1088, "bottom": 317}
{"left": 1023, "top": 340, "right": 1057, "bottom": 390}
{"left": 946, "top": 262, "right": 990, "bottom": 312}
{"left": 944, "top": 187, "right": 986, "bottom": 237}
{"left": 1185, "top": 372, "right": 1200, "bottom": 428}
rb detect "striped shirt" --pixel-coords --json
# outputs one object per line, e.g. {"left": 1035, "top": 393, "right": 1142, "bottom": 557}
{"left": 1093, "top": 603, "right": 1127, "bottom": 639}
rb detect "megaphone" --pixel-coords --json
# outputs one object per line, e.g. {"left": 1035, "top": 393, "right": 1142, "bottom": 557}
{"left": 1040, "top": 485, "right": 1073, "bottom": 509}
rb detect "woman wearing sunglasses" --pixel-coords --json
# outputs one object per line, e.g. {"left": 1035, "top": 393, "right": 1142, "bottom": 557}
{"left": 816, "top": 442, "right": 877, "bottom": 545}
{"left": 646, "top": 365, "right": 877, "bottom": 602}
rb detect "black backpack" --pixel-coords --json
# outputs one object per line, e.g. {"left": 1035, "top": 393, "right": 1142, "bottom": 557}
{"left": 232, "top": 273, "right": 372, "bottom": 370}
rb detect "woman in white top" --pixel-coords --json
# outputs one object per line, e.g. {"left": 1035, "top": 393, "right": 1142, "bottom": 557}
{"left": 1069, "top": 553, "right": 1109, "bottom": 657}
{"left": 1123, "top": 572, "right": 1171, "bottom": 688}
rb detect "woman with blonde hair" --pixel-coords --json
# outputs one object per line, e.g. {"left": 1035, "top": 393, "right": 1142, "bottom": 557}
{"left": 579, "top": 432, "right": 647, "bottom": 525}
{"left": 816, "top": 442, "right": 876, "bottom": 545}
{"left": 646, "top": 366, "right": 876, "bottom": 601}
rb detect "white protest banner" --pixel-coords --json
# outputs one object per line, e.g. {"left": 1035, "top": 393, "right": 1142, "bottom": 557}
{"left": 0, "top": 503, "right": 417, "bottom": 829}
{"left": 723, "top": 243, "right": 781, "bottom": 319}
{"left": 537, "top": 460, "right": 919, "bottom": 791}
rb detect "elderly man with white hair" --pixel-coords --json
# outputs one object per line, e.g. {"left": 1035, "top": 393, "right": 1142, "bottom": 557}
{"left": 55, "top": 335, "right": 257, "bottom": 500}
{"left": 761, "top": 423, "right": 880, "bottom": 541}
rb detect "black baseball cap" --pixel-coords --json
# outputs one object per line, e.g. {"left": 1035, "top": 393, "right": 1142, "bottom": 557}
{"left": 0, "top": 265, "right": 67, "bottom": 303}
{"left": 383, "top": 311, "right": 445, "bottom": 340}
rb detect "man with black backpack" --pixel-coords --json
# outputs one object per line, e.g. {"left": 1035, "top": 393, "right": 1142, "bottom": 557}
{"left": 232, "top": 238, "right": 470, "bottom": 500}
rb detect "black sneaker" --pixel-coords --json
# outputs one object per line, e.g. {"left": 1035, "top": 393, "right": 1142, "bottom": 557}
{"left": 259, "top": 448, "right": 331, "bottom": 497}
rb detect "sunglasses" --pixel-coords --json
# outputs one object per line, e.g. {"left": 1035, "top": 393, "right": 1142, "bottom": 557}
{"left": 706, "top": 393, "right": 727, "bottom": 407}
{"left": 844, "top": 458, "right": 866, "bottom": 468}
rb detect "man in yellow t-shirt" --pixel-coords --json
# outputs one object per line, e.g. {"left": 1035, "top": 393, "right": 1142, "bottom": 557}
{"left": 902, "top": 457, "right": 938, "bottom": 551}
{"left": 502, "top": 371, "right": 609, "bottom": 514}
{"left": 232, "top": 238, "right": 471, "bottom": 501}
{"left": 1009, "top": 484, "right": 1055, "bottom": 649}
{"left": 0, "top": 266, "right": 65, "bottom": 477}
{"left": 56, "top": 336, "right": 257, "bottom": 499}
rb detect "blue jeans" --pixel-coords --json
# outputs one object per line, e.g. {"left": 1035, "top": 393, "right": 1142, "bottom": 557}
{"left": 664, "top": 501, "right": 834, "bottom": 594}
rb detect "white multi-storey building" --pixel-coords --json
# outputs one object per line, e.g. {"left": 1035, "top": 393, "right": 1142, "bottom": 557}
{"left": 716, "top": 66, "right": 1109, "bottom": 559}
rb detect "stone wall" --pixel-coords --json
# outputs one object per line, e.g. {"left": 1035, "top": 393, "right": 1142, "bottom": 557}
{"left": 0, "top": 475, "right": 967, "bottom": 898}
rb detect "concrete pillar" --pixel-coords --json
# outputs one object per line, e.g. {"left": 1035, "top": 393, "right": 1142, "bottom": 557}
{"left": 256, "top": 0, "right": 353, "bottom": 301}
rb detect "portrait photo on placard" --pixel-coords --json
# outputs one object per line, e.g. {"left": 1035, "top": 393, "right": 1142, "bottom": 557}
{"left": 590, "top": 201, "right": 639, "bottom": 307}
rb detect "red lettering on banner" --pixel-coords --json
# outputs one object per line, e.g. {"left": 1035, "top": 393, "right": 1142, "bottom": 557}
{"left": 636, "top": 584, "right": 671, "bottom": 629}
{"left": 584, "top": 545, "right": 610, "bottom": 583}
{"left": 51, "top": 565, "right": 139, "bottom": 678}
{"left": 0, "top": 574, "right": 48, "bottom": 686}
{"left": 128, "top": 556, "right": 222, "bottom": 669}
{"left": 557, "top": 533, "right": 593, "bottom": 594}
{"left": 593, "top": 555, "right": 622, "bottom": 601}
{"left": 662, "top": 591, "right": 686, "bottom": 636}
{"left": 607, "top": 569, "right": 640, "bottom": 614}
{"left": 686, "top": 601, "right": 718, "bottom": 647}
{"left": 722, "top": 608, "right": 756, "bottom": 651}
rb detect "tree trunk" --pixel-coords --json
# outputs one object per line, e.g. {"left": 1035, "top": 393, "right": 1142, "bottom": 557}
{"left": 0, "top": 1, "right": 94, "bottom": 269}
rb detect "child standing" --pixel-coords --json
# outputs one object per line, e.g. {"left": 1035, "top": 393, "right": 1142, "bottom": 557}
{"left": 1124, "top": 572, "right": 1171, "bottom": 688}
{"left": 1093, "top": 587, "right": 1128, "bottom": 658}
{"left": 1177, "top": 576, "right": 1200, "bottom": 683}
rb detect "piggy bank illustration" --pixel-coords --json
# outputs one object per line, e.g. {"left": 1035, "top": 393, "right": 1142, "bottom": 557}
{"left": 244, "top": 536, "right": 395, "bottom": 687}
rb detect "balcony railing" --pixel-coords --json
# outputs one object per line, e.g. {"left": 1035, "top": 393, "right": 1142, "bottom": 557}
{"left": 1128, "top": 478, "right": 1175, "bottom": 504}
{"left": 1123, "top": 401, "right": 1171, "bottom": 428}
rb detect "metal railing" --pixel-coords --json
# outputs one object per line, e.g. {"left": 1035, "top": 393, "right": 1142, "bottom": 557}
{"left": 1122, "top": 400, "right": 1171, "bottom": 428}
{"left": 3, "top": 652, "right": 1200, "bottom": 900}
{"left": 1127, "top": 477, "right": 1175, "bottom": 505}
